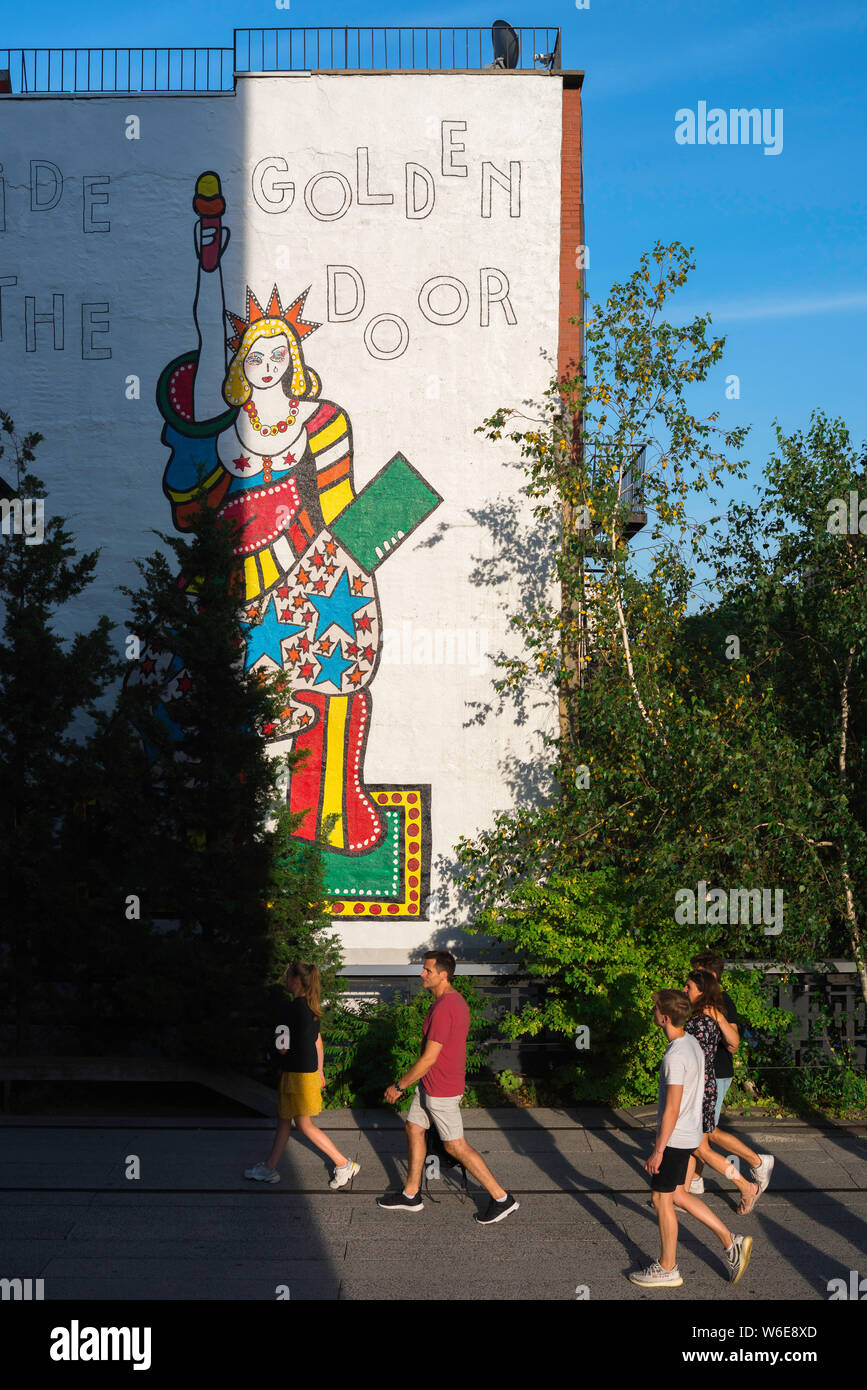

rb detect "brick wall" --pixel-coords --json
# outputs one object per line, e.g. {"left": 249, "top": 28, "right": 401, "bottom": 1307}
{"left": 559, "top": 82, "right": 584, "bottom": 383}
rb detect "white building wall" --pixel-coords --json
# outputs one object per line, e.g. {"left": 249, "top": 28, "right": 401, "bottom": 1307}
{"left": 0, "top": 74, "right": 562, "bottom": 962}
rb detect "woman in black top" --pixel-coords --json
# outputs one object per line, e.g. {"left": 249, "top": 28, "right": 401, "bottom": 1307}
{"left": 685, "top": 971, "right": 759, "bottom": 1214}
{"left": 688, "top": 951, "right": 774, "bottom": 1209}
{"left": 244, "top": 962, "right": 360, "bottom": 1190}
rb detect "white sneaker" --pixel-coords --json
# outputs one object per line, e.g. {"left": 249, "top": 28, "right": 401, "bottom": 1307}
{"left": 689, "top": 1176, "right": 705, "bottom": 1195}
{"left": 628, "top": 1260, "right": 683, "bottom": 1288}
{"left": 750, "top": 1154, "right": 774, "bottom": 1196}
{"left": 244, "top": 1162, "right": 280, "bottom": 1183}
{"left": 724, "top": 1233, "right": 753, "bottom": 1284}
{"left": 329, "top": 1160, "right": 360, "bottom": 1190}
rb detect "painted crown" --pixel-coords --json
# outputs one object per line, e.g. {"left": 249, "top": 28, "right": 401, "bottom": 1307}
{"left": 225, "top": 285, "right": 319, "bottom": 353}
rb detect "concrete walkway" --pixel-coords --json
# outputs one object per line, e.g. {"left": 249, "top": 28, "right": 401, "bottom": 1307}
{"left": 1, "top": 1108, "right": 865, "bottom": 1301}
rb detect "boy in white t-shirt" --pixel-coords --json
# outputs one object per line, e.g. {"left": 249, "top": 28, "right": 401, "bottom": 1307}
{"left": 628, "top": 989, "right": 754, "bottom": 1288}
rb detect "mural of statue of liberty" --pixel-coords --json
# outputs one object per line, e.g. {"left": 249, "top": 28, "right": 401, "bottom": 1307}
{"left": 145, "top": 172, "right": 440, "bottom": 900}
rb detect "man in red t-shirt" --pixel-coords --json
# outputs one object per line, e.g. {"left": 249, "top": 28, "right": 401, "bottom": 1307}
{"left": 377, "top": 951, "right": 519, "bottom": 1224}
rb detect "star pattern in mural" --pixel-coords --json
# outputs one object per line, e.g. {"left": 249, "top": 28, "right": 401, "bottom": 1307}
{"left": 306, "top": 567, "right": 374, "bottom": 642}
{"left": 249, "top": 538, "right": 381, "bottom": 730}
{"left": 134, "top": 539, "right": 381, "bottom": 744}
{"left": 241, "top": 594, "right": 306, "bottom": 670}
{"left": 313, "top": 644, "right": 355, "bottom": 690}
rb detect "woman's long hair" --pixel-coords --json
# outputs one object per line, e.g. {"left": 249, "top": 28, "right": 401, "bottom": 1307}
{"left": 286, "top": 961, "right": 322, "bottom": 1018}
{"left": 222, "top": 319, "right": 321, "bottom": 407}
{"left": 687, "top": 968, "right": 723, "bottom": 1018}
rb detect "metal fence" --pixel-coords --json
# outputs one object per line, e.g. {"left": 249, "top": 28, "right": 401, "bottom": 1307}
{"left": 0, "top": 47, "right": 234, "bottom": 94}
{"left": 342, "top": 967, "right": 867, "bottom": 1076}
{"left": 235, "top": 26, "right": 561, "bottom": 74}
{"left": 588, "top": 442, "right": 648, "bottom": 512}
{"left": 768, "top": 968, "right": 866, "bottom": 1070}
{"left": 0, "top": 27, "right": 561, "bottom": 94}
{"left": 2, "top": 969, "right": 862, "bottom": 1104}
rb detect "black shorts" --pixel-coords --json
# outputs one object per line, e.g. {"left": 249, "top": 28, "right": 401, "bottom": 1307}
{"left": 651, "top": 1145, "right": 694, "bottom": 1193}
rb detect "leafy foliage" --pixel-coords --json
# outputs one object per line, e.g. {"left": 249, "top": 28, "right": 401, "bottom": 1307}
{"left": 266, "top": 816, "right": 343, "bottom": 1006}
{"left": 697, "top": 411, "right": 867, "bottom": 997}
{"left": 109, "top": 497, "right": 345, "bottom": 1066}
{"left": 0, "top": 417, "right": 341, "bottom": 1070}
{"left": 0, "top": 414, "right": 119, "bottom": 1052}
{"left": 455, "top": 244, "right": 865, "bottom": 1105}
{"left": 320, "top": 977, "right": 489, "bottom": 1109}
{"left": 462, "top": 867, "right": 783, "bottom": 1104}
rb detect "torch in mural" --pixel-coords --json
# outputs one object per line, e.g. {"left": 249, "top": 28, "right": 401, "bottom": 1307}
{"left": 145, "top": 171, "right": 441, "bottom": 918}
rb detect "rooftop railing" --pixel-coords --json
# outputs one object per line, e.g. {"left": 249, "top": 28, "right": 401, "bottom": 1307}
{"left": 0, "top": 47, "right": 234, "bottom": 94}
{"left": 0, "top": 26, "right": 562, "bottom": 94}
{"left": 235, "top": 26, "right": 561, "bottom": 73}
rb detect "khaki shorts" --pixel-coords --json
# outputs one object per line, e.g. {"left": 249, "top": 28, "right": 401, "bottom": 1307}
{"left": 406, "top": 1089, "right": 464, "bottom": 1141}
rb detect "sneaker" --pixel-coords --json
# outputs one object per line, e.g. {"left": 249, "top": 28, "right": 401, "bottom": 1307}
{"left": 473, "top": 1192, "right": 519, "bottom": 1225}
{"left": 244, "top": 1162, "right": 280, "bottom": 1183}
{"left": 689, "top": 1176, "right": 705, "bottom": 1195}
{"left": 628, "top": 1261, "right": 683, "bottom": 1288}
{"left": 724, "top": 1233, "right": 753, "bottom": 1284}
{"left": 750, "top": 1154, "right": 774, "bottom": 1196}
{"left": 376, "top": 1191, "right": 424, "bottom": 1212}
{"left": 329, "top": 1160, "right": 360, "bottom": 1191}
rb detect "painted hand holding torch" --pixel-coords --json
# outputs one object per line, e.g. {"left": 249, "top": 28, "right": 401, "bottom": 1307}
{"left": 193, "top": 169, "right": 230, "bottom": 272}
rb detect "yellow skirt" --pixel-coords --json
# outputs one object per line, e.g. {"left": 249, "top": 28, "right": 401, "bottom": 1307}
{"left": 278, "top": 1070, "right": 323, "bottom": 1120}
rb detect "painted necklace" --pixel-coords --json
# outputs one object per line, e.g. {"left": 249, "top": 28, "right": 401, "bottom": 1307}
{"left": 244, "top": 398, "right": 300, "bottom": 436}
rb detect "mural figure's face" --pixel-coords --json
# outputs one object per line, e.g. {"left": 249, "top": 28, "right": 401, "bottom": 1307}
{"left": 243, "top": 333, "right": 291, "bottom": 391}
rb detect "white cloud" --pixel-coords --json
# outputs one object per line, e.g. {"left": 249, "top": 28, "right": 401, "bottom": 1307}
{"left": 674, "top": 291, "right": 867, "bottom": 323}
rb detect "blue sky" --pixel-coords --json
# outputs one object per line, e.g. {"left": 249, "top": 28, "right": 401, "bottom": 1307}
{"left": 6, "top": 0, "right": 867, "bottom": 522}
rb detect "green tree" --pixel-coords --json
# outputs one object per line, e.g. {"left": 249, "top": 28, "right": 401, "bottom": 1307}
{"left": 266, "top": 805, "right": 344, "bottom": 1013}
{"left": 0, "top": 412, "right": 118, "bottom": 1052}
{"left": 322, "top": 976, "right": 489, "bottom": 1109}
{"left": 111, "top": 496, "right": 340, "bottom": 1067}
{"left": 455, "top": 243, "right": 830, "bottom": 1096}
{"left": 698, "top": 411, "right": 867, "bottom": 1004}
{"left": 463, "top": 868, "right": 789, "bottom": 1105}
{"left": 458, "top": 242, "right": 753, "bottom": 928}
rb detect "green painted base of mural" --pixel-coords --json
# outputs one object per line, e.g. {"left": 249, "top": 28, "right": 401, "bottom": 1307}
{"left": 323, "top": 809, "right": 401, "bottom": 899}
{"left": 319, "top": 783, "right": 431, "bottom": 920}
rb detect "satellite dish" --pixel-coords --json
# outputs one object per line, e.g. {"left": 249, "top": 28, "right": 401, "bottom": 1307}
{"left": 491, "top": 20, "right": 520, "bottom": 70}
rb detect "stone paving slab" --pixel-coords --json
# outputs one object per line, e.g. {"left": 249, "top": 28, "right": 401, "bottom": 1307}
{"left": 41, "top": 1273, "right": 340, "bottom": 1300}
{"left": 0, "top": 1191, "right": 95, "bottom": 1206}
{"left": 469, "top": 1130, "right": 598, "bottom": 1154}
{"left": 755, "top": 1190, "right": 867, "bottom": 1207}
{"left": 583, "top": 1129, "right": 649, "bottom": 1152}
{"left": 88, "top": 1190, "right": 354, "bottom": 1210}
{"left": 2, "top": 1106, "right": 861, "bottom": 1131}
{"left": 53, "top": 1210, "right": 351, "bottom": 1239}
{"left": 4, "top": 1144, "right": 863, "bottom": 1194}
{"left": 0, "top": 1236, "right": 349, "bottom": 1263}
{"left": 0, "top": 1161, "right": 117, "bottom": 1182}
{"left": 0, "top": 1214, "right": 88, "bottom": 1240}
{"left": 0, "top": 1114, "right": 863, "bottom": 1301}
{"left": 0, "top": 1132, "right": 134, "bottom": 1153}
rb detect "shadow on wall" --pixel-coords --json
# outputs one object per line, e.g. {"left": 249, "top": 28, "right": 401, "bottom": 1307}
{"left": 416, "top": 451, "right": 559, "bottom": 737}
{"left": 411, "top": 435, "right": 559, "bottom": 955}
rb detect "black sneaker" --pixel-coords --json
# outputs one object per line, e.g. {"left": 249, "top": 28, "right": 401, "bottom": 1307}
{"left": 473, "top": 1192, "right": 519, "bottom": 1225}
{"left": 376, "top": 1191, "right": 424, "bottom": 1212}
